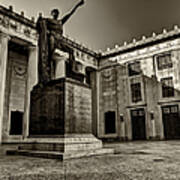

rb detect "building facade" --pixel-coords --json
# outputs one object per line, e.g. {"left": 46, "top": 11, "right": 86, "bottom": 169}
{"left": 0, "top": 5, "right": 180, "bottom": 143}
{"left": 99, "top": 30, "right": 180, "bottom": 141}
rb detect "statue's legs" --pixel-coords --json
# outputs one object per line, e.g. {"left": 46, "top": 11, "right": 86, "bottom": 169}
{"left": 57, "top": 42, "right": 75, "bottom": 62}
{"left": 49, "top": 34, "right": 75, "bottom": 61}
{"left": 49, "top": 35, "right": 76, "bottom": 79}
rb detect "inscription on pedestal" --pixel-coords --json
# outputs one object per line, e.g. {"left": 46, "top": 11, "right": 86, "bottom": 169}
{"left": 29, "top": 82, "right": 65, "bottom": 135}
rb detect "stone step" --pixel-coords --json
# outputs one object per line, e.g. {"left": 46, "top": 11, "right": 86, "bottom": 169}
{"left": 7, "top": 149, "right": 63, "bottom": 159}
{"left": 18, "top": 143, "right": 64, "bottom": 152}
{"left": 7, "top": 148, "right": 114, "bottom": 160}
{"left": 18, "top": 141, "right": 102, "bottom": 152}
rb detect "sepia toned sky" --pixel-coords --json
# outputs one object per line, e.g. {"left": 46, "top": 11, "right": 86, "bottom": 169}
{"left": 1, "top": 0, "right": 180, "bottom": 51}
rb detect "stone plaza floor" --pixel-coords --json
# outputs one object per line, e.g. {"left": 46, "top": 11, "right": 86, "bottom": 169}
{"left": 0, "top": 141, "right": 180, "bottom": 179}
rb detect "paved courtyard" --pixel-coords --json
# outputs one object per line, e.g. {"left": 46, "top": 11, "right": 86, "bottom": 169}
{"left": 0, "top": 141, "right": 180, "bottom": 180}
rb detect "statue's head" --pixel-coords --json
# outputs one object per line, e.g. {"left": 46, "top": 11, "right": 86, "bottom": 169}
{"left": 51, "top": 9, "right": 59, "bottom": 19}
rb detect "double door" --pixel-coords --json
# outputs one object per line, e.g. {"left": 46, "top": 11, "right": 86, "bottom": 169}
{"left": 162, "top": 105, "right": 180, "bottom": 140}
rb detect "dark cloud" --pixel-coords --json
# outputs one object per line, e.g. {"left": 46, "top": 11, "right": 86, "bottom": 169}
{"left": 2, "top": 0, "right": 180, "bottom": 50}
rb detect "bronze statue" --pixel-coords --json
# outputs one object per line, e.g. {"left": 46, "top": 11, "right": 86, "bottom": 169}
{"left": 36, "top": 0, "right": 85, "bottom": 84}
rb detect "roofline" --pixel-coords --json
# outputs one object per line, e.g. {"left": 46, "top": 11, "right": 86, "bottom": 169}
{"left": 61, "top": 36, "right": 101, "bottom": 58}
{"left": 101, "top": 28, "right": 180, "bottom": 60}
{"left": 0, "top": 5, "right": 36, "bottom": 28}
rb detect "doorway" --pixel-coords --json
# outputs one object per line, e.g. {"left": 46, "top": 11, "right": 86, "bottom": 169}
{"left": 162, "top": 105, "right": 180, "bottom": 140}
{"left": 131, "top": 108, "right": 146, "bottom": 140}
{"left": 104, "top": 111, "right": 116, "bottom": 134}
{"left": 10, "top": 111, "right": 23, "bottom": 135}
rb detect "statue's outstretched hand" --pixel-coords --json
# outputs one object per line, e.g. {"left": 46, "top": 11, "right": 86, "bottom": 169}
{"left": 62, "top": 0, "right": 85, "bottom": 25}
{"left": 79, "top": 0, "right": 85, "bottom": 6}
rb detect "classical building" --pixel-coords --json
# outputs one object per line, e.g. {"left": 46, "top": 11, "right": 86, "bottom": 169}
{"left": 0, "top": 5, "right": 180, "bottom": 144}
{"left": 99, "top": 30, "right": 180, "bottom": 141}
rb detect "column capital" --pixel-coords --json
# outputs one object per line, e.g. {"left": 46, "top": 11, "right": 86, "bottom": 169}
{"left": 28, "top": 45, "right": 37, "bottom": 51}
{"left": 54, "top": 49, "right": 69, "bottom": 60}
{"left": 0, "top": 32, "right": 11, "bottom": 41}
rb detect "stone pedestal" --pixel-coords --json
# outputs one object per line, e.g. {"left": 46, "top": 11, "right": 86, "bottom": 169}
{"left": 7, "top": 78, "right": 113, "bottom": 159}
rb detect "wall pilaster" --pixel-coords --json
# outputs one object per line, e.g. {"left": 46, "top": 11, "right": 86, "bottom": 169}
{"left": 0, "top": 33, "right": 10, "bottom": 144}
{"left": 23, "top": 46, "right": 38, "bottom": 139}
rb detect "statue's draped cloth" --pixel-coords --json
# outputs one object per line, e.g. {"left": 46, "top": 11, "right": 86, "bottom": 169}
{"left": 37, "top": 18, "right": 51, "bottom": 84}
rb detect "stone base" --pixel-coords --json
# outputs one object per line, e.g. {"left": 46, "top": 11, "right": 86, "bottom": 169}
{"left": 6, "top": 134, "right": 114, "bottom": 160}
{"left": 7, "top": 148, "right": 114, "bottom": 160}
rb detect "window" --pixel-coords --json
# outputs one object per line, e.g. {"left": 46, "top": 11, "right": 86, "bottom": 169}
{"left": 76, "top": 51, "right": 79, "bottom": 57}
{"left": 157, "top": 53, "right": 172, "bottom": 70}
{"left": 161, "top": 77, "right": 174, "bottom": 98}
{"left": 131, "top": 109, "right": 145, "bottom": 116}
{"left": 10, "top": 111, "right": 23, "bottom": 135}
{"left": 162, "top": 105, "right": 178, "bottom": 114}
{"left": 128, "top": 61, "right": 141, "bottom": 76}
{"left": 74, "top": 62, "right": 83, "bottom": 72}
{"left": 105, "top": 111, "right": 116, "bottom": 134}
{"left": 86, "top": 70, "right": 91, "bottom": 85}
{"left": 131, "top": 83, "right": 142, "bottom": 103}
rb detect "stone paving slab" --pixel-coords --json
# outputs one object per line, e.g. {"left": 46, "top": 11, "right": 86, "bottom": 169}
{"left": 0, "top": 141, "right": 180, "bottom": 179}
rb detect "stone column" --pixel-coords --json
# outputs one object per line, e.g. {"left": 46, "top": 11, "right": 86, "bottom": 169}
{"left": 89, "top": 70, "right": 97, "bottom": 136}
{"left": 96, "top": 71, "right": 100, "bottom": 137}
{"left": 23, "top": 46, "right": 38, "bottom": 139}
{"left": 0, "top": 33, "right": 10, "bottom": 144}
{"left": 120, "top": 122, "right": 125, "bottom": 137}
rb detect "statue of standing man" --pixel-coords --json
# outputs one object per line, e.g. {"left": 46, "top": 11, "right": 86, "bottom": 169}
{"left": 36, "top": 0, "right": 85, "bottom": 85}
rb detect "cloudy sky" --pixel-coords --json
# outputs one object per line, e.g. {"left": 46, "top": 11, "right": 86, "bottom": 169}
{"left": 1, "top": 0, "right": 180, "bottom": 51}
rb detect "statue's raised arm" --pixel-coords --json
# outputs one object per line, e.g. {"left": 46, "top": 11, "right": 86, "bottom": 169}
{"left": 61, "top": 0, "right": 85, "bottom": 25}
{"left": 36, "top": 0, "right": 85, "bottom": 84}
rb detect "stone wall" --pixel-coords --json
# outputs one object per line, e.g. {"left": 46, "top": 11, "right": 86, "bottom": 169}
{"left": 2, "top": 49, "right": 28, "bottom": 142}
{"left": 98, "top": 63, "right": 129, "bottom": 140}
